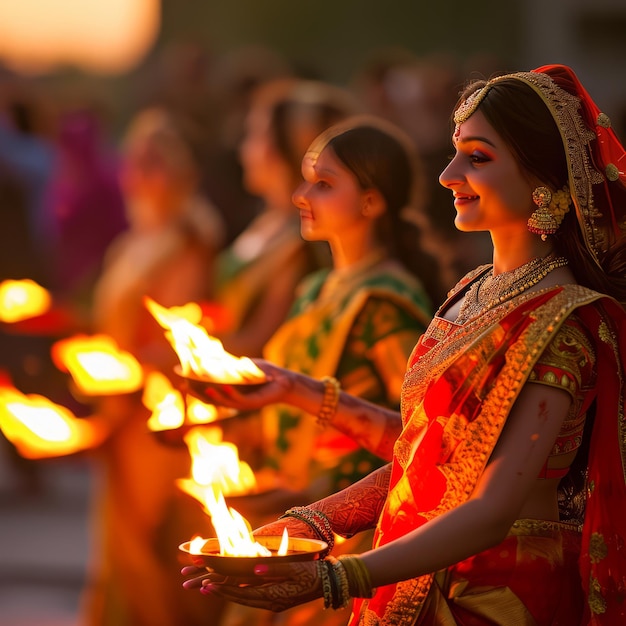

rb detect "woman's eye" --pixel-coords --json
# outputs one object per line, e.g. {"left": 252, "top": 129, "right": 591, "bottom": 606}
{"left": 469, "top": 152, "right": 490, "bottom": 164}
{"left": 316, "top": 180, "right": 331, "bottom": 189}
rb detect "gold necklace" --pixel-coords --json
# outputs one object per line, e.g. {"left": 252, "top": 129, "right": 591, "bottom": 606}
{"left": 455, "top": 254, "right": 568, "bottom": 324}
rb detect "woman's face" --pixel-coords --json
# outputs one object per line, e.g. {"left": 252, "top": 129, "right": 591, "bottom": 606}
{"left": 292, "top": 145, "right": 370, "bottom": 243}
{"left": 439, "top": 109, "right": 535, "bottom": 235}
{"left": 239, "top": 107, "right": 287, "bottom": 197}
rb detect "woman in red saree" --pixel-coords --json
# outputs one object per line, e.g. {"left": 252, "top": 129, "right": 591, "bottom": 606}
{"left": 182, "top": 65, "right": 626, "bottom": 625}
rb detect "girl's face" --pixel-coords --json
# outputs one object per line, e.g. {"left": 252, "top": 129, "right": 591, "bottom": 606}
{"left": 292, "top": 145, "right": 370, "bottom": 242}
{"left": 439, "top": 109, "right": 535, "bottom": 235}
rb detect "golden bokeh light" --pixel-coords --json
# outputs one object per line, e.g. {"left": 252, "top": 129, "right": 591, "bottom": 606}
{"left": 0, "top": 0, "right": 161, "bottom": 74}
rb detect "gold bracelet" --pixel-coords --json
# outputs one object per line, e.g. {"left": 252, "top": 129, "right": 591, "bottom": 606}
{"left": 337, "top": 554, "right": 374, "bottom": 598}
{"left": 317, "top": 376, "right": 340, "bottom": 429}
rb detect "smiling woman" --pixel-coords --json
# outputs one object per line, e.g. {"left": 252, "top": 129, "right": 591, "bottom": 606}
{"left": 0, "top": 0, "right": 160, "bottom": 74}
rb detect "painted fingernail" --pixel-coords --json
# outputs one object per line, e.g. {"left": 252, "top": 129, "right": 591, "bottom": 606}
{"left": 200, "top": 584, "right": 215, "bottom": 595}
{"left": 254, "top": 564, "right": 269, "bottom": 575}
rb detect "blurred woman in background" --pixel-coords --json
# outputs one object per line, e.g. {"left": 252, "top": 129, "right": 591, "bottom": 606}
{"left": 81, "top": 106, "right": 226, "bottom": 626}
{"left": 212, "top": 78, "right": 360, "bottom": 358}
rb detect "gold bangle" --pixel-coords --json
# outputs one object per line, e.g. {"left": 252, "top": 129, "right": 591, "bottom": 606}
{"left": 337, "top": 555, "right": 374, "bottom": 598}
{"left": 317, "top": 376, "right": 340, "bottom": 429}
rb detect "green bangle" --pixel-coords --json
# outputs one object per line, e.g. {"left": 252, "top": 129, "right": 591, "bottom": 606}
{"left": 337, "top": 554, "right": 374, "bottom": 598}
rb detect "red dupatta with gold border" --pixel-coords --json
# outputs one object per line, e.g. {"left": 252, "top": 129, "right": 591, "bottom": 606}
{"left": 350, "top": 284, "right": 626, "bottom": 626}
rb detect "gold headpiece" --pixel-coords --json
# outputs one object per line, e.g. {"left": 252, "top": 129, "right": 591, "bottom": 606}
{"left": 453, "top": 67, "right": 626, "bottom": 266}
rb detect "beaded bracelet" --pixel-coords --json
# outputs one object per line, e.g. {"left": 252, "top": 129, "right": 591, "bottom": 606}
{"left": 317, "top": 560, "right": 334, "bottom": 609}
{"left": 337, "top": 554, "right": 374, "bottom": 598}
{"left": 278, "top": 506, "right": 335, "bottom": 555}
{"left": 317, "top": 376, "right": 341, "bottom": 429}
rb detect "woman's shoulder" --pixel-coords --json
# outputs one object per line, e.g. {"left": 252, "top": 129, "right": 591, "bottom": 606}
{"left": 555, "top": 283, "right": 623, "bottom": 312}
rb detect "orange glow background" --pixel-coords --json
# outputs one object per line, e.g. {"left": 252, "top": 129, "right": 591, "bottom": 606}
{"left": 0, "top": 0, "right": 161, "bottom": 75}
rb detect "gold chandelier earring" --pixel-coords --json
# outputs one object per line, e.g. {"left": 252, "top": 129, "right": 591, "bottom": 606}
{"left": 528, "top": 185, "right": 571, "bottom": 240}
{"left": 528, "top": 187, "right": 557, "bottom": 240}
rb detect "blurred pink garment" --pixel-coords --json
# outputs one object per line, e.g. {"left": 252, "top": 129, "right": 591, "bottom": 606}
{"left": 44, "top": 109, "right": 128, "bottom": 299}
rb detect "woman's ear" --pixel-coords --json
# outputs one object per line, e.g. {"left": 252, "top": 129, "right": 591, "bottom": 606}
{"left": 361, "top": 188, "right": 387, "bottom": 219}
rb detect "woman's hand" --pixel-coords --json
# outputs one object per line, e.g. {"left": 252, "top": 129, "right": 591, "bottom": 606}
{"left": 186, "top": 359, "right": 296, "bottom": 410}
{"left": 195, "top": 560, "right": 323, "bottom": 612}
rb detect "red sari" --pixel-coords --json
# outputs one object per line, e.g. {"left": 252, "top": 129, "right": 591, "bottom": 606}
{"left": 350, "top": 284, "right": 626, "bottom": 625}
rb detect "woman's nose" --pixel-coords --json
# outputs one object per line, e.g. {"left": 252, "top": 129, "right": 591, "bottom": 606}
{"left": 291, "top": 182, "right": 309, "bottom": 208}
{"left": 438, "top": 156, "right": 461, "bottom": 190}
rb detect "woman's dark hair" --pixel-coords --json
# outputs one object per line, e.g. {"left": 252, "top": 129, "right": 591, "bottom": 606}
{"left": 457, "top": 78, "right": 626, "bottom": 303}
{"left": 253, "top": 79, "right": 360, "bottom": 188}
{"left": 312, "top": 116, "right": 448, "bottom": 305}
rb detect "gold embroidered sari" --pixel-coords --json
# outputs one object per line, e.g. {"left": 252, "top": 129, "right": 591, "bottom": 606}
{"left": 352, "top": 284, "right": 626, "bottom": 626}
{"left": 262, "top": 257, "right": 431, "bottom": 495}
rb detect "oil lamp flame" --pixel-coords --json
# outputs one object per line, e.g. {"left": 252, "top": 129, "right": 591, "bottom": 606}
{"left": 144, "top": 297, "right": 266, "bottom": 383}
{"left": 0, "top": 387, "right": 100, "bottom": 458}
{"left": 278, "top": 526, "right": 289, "bottom": 556}
{"left": 143, "top": 371, "right": 185, "bottom": 431}
{"left": 143, "top": 371, "right": 221, "bottom": 432}
{"left": 185, "top": 396, "right": 219, "bottom": 425}
{"left": 177, "top": 427, "right": 256, "bottom": 498}
{"left": 0, "top": 279, "right": 51, "bottom": 323}
{"left": 185, "top": 505, "right": 290, "bottom": 559}
{"left": 194, "top": 485, "right": 271, "bottom": 557}
{"left": 52, "top": 334, "right": 144, "bottom": 395}
{"left": 189, "top": 535, "right": 207, "bottom": 555}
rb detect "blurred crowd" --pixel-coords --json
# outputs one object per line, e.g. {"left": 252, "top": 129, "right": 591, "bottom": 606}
{"left": 0, "top": 41, "right": 497, "bottom": 626}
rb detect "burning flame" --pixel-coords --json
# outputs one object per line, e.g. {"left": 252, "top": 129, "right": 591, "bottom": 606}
{"left": 52, "top": 334, "right": 144, "bottom": 396}
{"left": 185, "top": 395, "right": 220, "bottom": 425}
{"left": 177, "top": 425, "right": 289, "bottom": 559}
{"left": 0, "top": 387, "right": 102, "bottom": 458}
{"left": 189, "top": 535, "right": 208, "bottom": 555}
{"left": 143, "top": 372, "right": 227, "bottom": 432}
{"left": 144, "top": 297, "right": 266, "bottom": 383}
{"left": 177, "top": 427, "right": 256, "bottom": 498}
{"left": 143, "top": 371, "right": 185, "bottom": 431}
{"left": 187, "top": 488, "right": 289, "bottom": 558}
{"left": 0, "top": 279, "right": 51, "bottom": 323}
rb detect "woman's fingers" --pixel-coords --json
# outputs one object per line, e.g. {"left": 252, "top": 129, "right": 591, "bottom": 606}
{"left": 199, "top": 562, "right": 322, "bottom": 612}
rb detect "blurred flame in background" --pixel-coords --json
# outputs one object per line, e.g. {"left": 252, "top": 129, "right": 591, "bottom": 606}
{"left": 0, "top": 279, "right": 51, "bottom": 323}
{"left": 0, "top": 0, "right": 161, "bottom": 75}
{"left": 0, "top": 387, "right": 104, "bottom": 458}
{"left": 51, "top": 334, "right": 144, "bottom": 396}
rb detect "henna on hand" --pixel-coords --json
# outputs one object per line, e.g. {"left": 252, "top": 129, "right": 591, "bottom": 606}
{"left": 205, "top": 561, "right": 322, "bottom": 612}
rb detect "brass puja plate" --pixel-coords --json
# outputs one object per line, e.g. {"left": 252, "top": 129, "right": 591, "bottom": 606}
{"left": 179, "top": 536, "right": 328, "bottom": 576}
